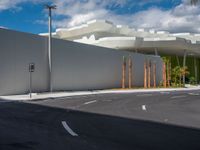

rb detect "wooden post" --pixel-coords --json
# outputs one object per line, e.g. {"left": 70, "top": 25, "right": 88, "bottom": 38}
{"left": 128, "top": 56, "right": 132, "bottom": 89}
{"left": 163, "top": 62, "right": 167, "bottom": 88}
{"left": 153, "top": 63, "right": 156, "bottom": 88}
{"left": 144, "top": 60, "right": 147, "bottom": 88}
{"left": 148, "top": 60, "right": 151, "bottom": 88}
{"left": 122, "top": 56, "right": 126, "bottom": 89}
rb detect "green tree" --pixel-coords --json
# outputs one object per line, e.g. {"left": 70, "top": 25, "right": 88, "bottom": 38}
{"left": 172, "top": 66, "right": 189, "bottom": 87}
{"left": 172, "top": 66, "right": 181, "bottom": 86}
{"left": 180, "top": 66, "right": 190, "bottom": 86}
{"left": 162, "top": 57, "right": 171, "bottom": 86}
{"left": 189, "top": 76, "right": 197, "bottom": 85}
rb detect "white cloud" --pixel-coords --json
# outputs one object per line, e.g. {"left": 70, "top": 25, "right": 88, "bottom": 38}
{"left": 51, "top": 0, "right": 200, "bottom": 33}
{"left": 52, "top": 0, "right": 143, "bottom": 27}
{"left": 0, "top": 0, "right": 23, "bottom": 11}
{"left": 51, "top": 0, "right": 117, "bottom": 27}
{"left": 129, "top": 2, "right": 200, "bottom": 33}
{"left": 0, "top": 0, "right": 47, "bottom": 11}
{"left": 0, "top": 26, "right": 8, "bottom": 29}
{"left": 1, "top": 0, "right": 200, "bottom": 33}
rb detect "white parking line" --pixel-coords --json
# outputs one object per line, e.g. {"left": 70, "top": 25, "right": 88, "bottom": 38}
{"left": 164, "top": 119, "right": 168, "bottom": 122}
{"left": 84, "top": 100, "right": 97, "bottom": 105}
{"left": 188, "top": 93, "right": 200, "bottom": 96}
{"left": 142, "top": 105, "right": 147, "bottom": 111}
{"left": 61, "top": 121, "right": 78, "bottom": 136}
{"left": 170, "top": 95, "right": 187, "bottom": 99}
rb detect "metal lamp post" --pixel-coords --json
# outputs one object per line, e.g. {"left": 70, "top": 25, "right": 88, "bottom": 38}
{"left": 45, "top": 4, "right": 56, "bottom": 92}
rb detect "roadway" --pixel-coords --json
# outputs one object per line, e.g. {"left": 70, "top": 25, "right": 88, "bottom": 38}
{"left": 0, "top": 90, "right": 200, "bottom": 149}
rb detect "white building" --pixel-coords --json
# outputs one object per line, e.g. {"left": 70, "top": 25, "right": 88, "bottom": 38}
{"left": 40, "top": 20, "right": 200, "bottom": 83}
{"left": 40, "top": 20, "right": 200, "bottom": 57}
{"left": 0, "top": 28, "right": 163, "bottom": 96}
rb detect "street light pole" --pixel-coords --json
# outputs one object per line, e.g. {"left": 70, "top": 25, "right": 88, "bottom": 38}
{"left": 45, "top": 4, "right": 56, "bottom": 92}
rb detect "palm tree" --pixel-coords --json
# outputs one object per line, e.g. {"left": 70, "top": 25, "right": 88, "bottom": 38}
{"left": 172, "top": 66, "right": 189, "bottom": 87}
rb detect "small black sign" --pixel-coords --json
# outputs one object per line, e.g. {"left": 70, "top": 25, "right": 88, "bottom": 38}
{"left": 29, "top": 63, "right": 35, "bottom": 72}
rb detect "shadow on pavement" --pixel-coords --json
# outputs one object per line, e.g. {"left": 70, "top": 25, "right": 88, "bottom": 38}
{"left": 0, "top": 101, "right": 200, "bottom": 150}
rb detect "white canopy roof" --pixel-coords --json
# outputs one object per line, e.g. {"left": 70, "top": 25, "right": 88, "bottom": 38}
{"left": 40, "top": 20, "right": 200, "bottom": 56}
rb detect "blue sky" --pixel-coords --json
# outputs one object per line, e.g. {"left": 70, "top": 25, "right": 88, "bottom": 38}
{"left": 0, "top": 0, "right": 200, "bottom": 34}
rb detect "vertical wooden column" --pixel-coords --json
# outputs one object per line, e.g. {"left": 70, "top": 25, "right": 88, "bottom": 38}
{"left": 153, "top": 63, "right": 156, "bottom": 88}
{"left": 128, "top": 56, "right": 132, "bottom": 89}
{"left": 144, "top": 60, "right": 147, "bottom": 88}
{"left": 167, "top": 61, "right": 170, "bottom": 87}
{"left": 122, "top": 56, "right": 126, "bottom": 89}
{"left": 163, "top": 62, "right": 167, "bottom": 88}
{"left": 148, "top": 61, "right": 151, "bottom": 88}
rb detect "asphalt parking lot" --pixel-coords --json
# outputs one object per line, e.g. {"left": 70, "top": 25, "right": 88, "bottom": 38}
{"left": 0, "top": 90, "right": 200, "bottom": 150}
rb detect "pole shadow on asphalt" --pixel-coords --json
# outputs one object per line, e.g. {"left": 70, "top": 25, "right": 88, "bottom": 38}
{"left": 0, "top": 101, "right": 200, "bottom": 150}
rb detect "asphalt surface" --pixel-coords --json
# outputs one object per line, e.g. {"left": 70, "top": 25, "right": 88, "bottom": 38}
{"left": 1, "top": 90, "right": 200, "bottom": 150}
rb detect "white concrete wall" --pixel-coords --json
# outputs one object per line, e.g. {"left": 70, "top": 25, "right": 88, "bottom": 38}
{"left": 0, "top": 28, "right": 163, "bottom": 95}
{"left": 52, "top": 39, "right": 163, "bottom": 90}
{"left": 0, "top": 29, "right": 49, "bottom": 95}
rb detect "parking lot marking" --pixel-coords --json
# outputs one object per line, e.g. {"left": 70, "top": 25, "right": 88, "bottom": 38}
{"left": 170, "top": 95, "right": 187, "bottom": 99}
{"left": 188, "top": 93, "right": 200, "bottom": 96}
{"left": 84, "top": 100, "right": 97, "bottom": 105}
{"left": 142, "top": 105, "right": 147, "bottom": 111}
{"left": 164, "top": 119, "right": 168, "bottom": 122}
{"left": 61, "top": 121, "right": 78, "bottom": 136}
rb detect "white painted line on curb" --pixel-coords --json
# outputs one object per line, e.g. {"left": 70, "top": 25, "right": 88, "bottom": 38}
{"left": 61, "top": 121, "right": 78, "bottom": 137}
{"left": 84, "top": 100, "right": 97, "bottom": 105}
{"left": 170, "top": 95, "right": 187, "bottom": 99}
{"left": 142, "top": 105, "right": 147, "bottom": 111}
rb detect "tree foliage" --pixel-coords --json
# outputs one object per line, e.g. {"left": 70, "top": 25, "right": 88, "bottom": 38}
{"left": 172, "top": 66, "right": 189, "bottom": 86}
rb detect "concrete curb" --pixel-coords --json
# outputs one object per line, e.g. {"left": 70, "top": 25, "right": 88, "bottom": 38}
{"left": 0, "top": 87, "right": 200, "bottom": 102}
